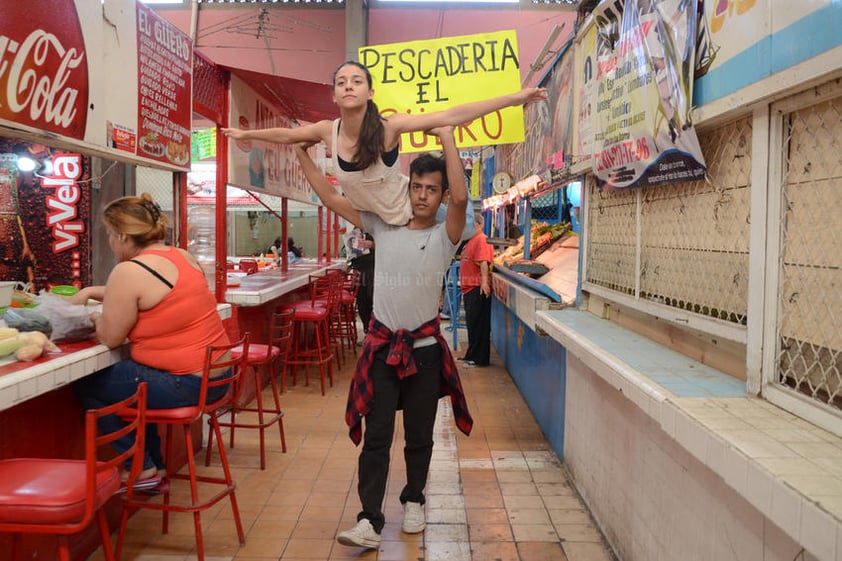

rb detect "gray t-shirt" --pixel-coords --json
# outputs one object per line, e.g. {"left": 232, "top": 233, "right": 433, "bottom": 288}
{"left": 361, "top": 211, "right": 457, "bottom": 346}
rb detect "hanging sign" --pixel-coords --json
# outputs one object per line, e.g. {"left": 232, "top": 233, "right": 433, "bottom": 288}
{"left": 0, "top": 0, "right": 193, "bottom": 170}
{"left": 227, "top": 74, "right": 318, "bottom": 204}
{"left": 135, "top": 2, "right": 192, "bottom": 168}
{"left": 359, "top": 30, "right": 525, "bottom": 153}
{"left": 591, "top": 0, "right": 706, "bottom": 189}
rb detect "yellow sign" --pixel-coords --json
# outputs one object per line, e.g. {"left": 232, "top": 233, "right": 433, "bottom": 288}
{"left": 359, "top": 30, "right": 524, "bottom": 153}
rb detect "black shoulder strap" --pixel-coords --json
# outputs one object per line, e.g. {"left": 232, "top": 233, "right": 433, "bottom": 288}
{"left": 129, "top": 259, "right": 174, "bottom": 289}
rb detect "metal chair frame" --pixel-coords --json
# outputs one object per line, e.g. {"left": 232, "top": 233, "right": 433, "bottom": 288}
{"left": 205, "top": 310, "right": 292, "bottom": 470}
{"left": 0, "top": 384, "right": 148, "bottom": 561}
{"left": 116, "top": 337, "right": 250, "bottom": 561}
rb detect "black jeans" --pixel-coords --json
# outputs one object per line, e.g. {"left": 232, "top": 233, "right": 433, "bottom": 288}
{"left": 351, "top": 254, "right": 374, "bottom": 333}
{"left": 357, "top": 345, "right": 442, "bottom": 533}
{"left": 463, "top": 287, "right": 491, "bottom": 366}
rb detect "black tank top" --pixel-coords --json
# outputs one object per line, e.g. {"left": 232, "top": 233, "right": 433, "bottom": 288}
{"left": 337, "top": 144, "right": 400, "bottom": 172}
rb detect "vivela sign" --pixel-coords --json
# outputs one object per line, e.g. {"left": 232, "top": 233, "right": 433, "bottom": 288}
{"left": 359, "top": 30, "right": 525, "bottom": 153}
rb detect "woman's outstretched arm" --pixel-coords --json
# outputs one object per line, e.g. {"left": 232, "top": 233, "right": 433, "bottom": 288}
{"left": 385, "top": 87, "right": 548, "bottom": 136}
{"left": 221, "top": 120, "right": 332, "bottom": 145}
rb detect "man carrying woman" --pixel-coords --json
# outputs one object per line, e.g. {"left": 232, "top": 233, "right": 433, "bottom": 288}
{"left": 294, "top": 125, "right": 472, "bottom": 548}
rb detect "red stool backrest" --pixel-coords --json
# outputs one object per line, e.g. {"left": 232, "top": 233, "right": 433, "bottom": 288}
{"left": 239, "top": 259, "right": 258, "bottom": 274}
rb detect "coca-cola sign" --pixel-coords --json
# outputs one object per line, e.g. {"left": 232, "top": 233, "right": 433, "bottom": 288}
{"left": 0, "top": 0, "right": 89, "bottom": 139}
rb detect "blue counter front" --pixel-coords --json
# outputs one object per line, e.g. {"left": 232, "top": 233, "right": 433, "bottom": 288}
{"left": 491, "top": 273, "right": 568, "bottom": 459}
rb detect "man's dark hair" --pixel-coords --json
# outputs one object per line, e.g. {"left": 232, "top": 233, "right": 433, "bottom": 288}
{"left": 409, "top": 153, "right": 449, "bottom": 190}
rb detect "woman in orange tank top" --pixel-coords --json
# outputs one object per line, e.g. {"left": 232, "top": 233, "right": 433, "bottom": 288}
{"left": 72, "top": 193, "right": 230, "bottom": 490}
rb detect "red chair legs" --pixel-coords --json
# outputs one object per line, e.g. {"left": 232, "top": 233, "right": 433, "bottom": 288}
{"left": 205, "top": 309, "right": 292, "bottom": 470}
{"left": 120, "top": 418, "right": 245, "bottom": 560}
{"left": 205, "top": 360, "right": 287, "bottom": 470}
{"left": 116, "top": 338, "right": 249, "bottom": 561}
{"left": 287, "top": 309, "right": 334, "bottom": 395}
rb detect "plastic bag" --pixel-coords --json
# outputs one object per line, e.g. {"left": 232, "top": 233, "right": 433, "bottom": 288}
{"left": 31, "top": 292, "right": 95, "bottom": 342}
{"left": 3, "top": 308, "right": 52, "bottom": 334}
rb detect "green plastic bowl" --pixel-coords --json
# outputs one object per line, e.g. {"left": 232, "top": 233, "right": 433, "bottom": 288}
{"left": 50, "top": 285, "right": 79, "bottom": 297}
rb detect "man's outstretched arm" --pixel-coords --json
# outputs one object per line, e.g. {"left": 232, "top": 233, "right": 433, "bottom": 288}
{"left": 429, "top": 127, "right": 467, "bottom": 244}
{"left": 293, "top": 145, "right": 363, "bottom": 229}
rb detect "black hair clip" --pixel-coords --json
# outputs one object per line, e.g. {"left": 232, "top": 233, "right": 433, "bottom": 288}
{"left": 141, "top": 200, "right": 162, "bottom": 223}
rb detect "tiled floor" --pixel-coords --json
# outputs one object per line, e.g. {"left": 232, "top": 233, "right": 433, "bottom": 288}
{"left": 107, "top": 328, "right": 616, "bottom": 561}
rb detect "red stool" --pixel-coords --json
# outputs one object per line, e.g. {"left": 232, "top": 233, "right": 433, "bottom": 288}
{"left": 310, "top": 269, "right": 345, "bottom": 368}
{"left": 239, "top": 259, "right": 258, "bottom": 274}
{"left": 205, "top": 309, "right": 293, "bottom": 470}
{"left": 312, "top": 271, "right": 346, "bottom": 369}
{"left": 0, "top": 383, "right": 148, "bottom": 561}
{"left": 338, "top": 269, "right": 361, "bottom": 353}
{"left": 283, "top": 275, "right": 337, "bottom": 395}
{"left": 116, "top": 337, "right": 249, "bottom": 561}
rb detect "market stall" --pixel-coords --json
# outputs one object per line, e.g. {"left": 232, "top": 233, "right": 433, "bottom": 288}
{"left": 217, "top": 67, "right": 347, "bottom": 347}
{"left": 0, "top": 1, "right": 198, "bottom": 558}
{"left": 479, "top": 36, "right": 581, "bottom": 455}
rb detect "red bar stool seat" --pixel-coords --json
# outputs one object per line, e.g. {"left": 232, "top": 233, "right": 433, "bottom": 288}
{"left": 0, "top": 384, "right": 148, "bottom": 561}
{"left": 205, "top": 309, "right": 293, "bottom": 470}
{"left": 310, "top": 271, "right": 346, "bottom": 367}
{"left": 115, "top": 337, "right": 250, "bottom": 561}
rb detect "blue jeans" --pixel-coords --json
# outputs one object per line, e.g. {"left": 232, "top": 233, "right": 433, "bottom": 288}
{"left": 75, "top": 359, "right": 230, "bottom": 471}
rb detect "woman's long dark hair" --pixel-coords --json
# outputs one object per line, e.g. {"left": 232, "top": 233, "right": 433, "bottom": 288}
{"left": 333, "top": 61, "right": 384, "bottom": 170}
{"left": 287, "top": 238, "right": 302, "bottom": 258}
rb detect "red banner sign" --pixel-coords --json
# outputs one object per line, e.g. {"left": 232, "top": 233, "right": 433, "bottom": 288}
{"left": 0, "top": 0, "right": 89, "bottom": 140}
{"left": 136, "top": 2, "right": 192, "bottom": 168}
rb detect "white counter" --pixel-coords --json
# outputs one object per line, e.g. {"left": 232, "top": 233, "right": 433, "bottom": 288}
{"left": 0, "top": 303, "right": 232, "bottom": 412}
{"left": 224, "top": 261, "right": 344, "bottom": 307}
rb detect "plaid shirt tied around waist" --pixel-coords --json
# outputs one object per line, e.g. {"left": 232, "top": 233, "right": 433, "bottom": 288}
{"left": 345, "top": 315, "right": 473, "bottom": 445}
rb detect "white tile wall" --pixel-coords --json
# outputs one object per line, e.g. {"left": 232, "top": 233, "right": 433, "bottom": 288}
{"left": 704, "top": 433, "right": 730, "bottom": 478}
{"left": 745, "top": 459, "right": 775, "bottom": 512}
{"left": 493, "top": 274, "right": 555, "bottom": 331}
{"left": 539, "top": 309, "right": 842, "bottom": 561}
{"left": 674, "top": 408, "right": 710, "bottom": 463}
{"left": 660, "top": 401, "right": 677, "bottom": 438}
{"left": 801, "top": 500, "right": 838, "bottom": 561}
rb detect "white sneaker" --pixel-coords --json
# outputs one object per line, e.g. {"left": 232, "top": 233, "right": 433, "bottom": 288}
{"left": 402, "top": 501, "right": 426, "bottom": 533}
{"left": 337, "top": 519, "right": 381, "bottom": 549}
